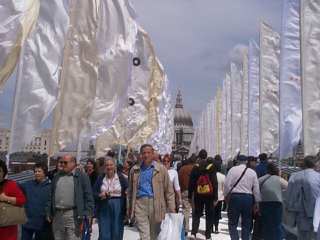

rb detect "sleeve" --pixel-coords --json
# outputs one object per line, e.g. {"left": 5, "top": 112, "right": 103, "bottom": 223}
{"left": 252, "top": 173, "right": 261, "bottom": 202}
{"left": 92, "top": 176, "right": 102, "bottom": 201}
{"left": 173, "top": 170, "right": 181, "bottom": 192}
{"left": 6, "top": 181, "right": 26, "bottom": 206}
{"left": 212, "top": 172, "right": 218, "bottom": 201}
{"left": 164, "top": 168, "right": 176, "bottom": 213}
{"left": 223, "top": 171, "right": 232, "bottom": 197}
{"left": 126, "top": 168, "right": 134, "bottom": 214}
{"left": 280, "top": 177, "right": 288, "bottom": 190}
{"left": 188, "top": 167, "right": 196, "bottom": 199}
{"left": 82, "top": 174, "right": 95, "bottom": 217}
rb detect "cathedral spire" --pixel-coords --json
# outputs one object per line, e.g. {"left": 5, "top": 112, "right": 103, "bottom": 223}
{"left": 175, "top": 90, "right": 183, "bottom": 108}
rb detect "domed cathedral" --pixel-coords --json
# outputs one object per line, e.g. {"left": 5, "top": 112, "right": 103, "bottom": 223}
{"left": 172, "top": 90, "right": 194, "bottom": 160}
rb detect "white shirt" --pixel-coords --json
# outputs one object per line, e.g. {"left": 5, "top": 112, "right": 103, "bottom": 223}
{"left": 168, "top": 169, "right": 181, "bottom": 192}
{"left": 224, "top": 164, "right": 261, "bottom": 202}
{"left": 217, "top": 172, "right": 226, "bottom": 201}
{"left": 101, "top": 173, "right": 122, "bottom": 197}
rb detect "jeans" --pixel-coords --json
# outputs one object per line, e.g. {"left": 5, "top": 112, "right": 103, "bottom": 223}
{"left": 227, "top": 193, "right": 253, "bottom": 240}
{"left": 98, "top": 198, "right": 125, "bottom": 240}
{"left": 213, "top": 201, "right": 223, "bottom": 230}
{"left": 192, "top": 196, "right": 214, "bottom": 239}
{"left": 260, "top": 201, "right": 283, "bottom": 240}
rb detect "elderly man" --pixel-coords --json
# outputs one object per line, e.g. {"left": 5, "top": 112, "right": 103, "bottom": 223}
{"left": 127, "top": 144, "right": 175, "bottom": 240}
{"left": 46, "top": 155, "right": 94, "bottom": 240}
{"left": 287, "top": 156, "right": 320, "bottom": 240}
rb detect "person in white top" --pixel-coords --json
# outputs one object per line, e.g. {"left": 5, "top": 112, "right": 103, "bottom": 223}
{"left": 210, "top": 155, "right": 225, "bottom": 234}
{"left": 162, "top": 154, "right": 182, "bottom": 210}
{"left": 224, "top": 155, "right": 261, "bottom": 240}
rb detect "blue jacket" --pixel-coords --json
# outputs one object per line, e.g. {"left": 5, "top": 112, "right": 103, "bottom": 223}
{"left": 256, "top": 161, "right": 268, "bottom": 178}
{"left": 20, "top": 179, "right": 51, "bottom": 230}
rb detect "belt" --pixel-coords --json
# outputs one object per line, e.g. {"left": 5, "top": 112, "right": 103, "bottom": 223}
{"left": 55, "top": 207, "right": 75, "bottom": 211}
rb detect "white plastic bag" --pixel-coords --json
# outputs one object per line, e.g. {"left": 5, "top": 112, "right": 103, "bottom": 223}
{"left": 314, "top": 196, "right": 320, "bottom": 232}
{"left": 158, "top": 213, "right": 184, "bottom": 240}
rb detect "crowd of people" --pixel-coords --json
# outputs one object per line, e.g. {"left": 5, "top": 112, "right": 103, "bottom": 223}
{"left": 0, "top": 143, "right": 320, "bottom": 240}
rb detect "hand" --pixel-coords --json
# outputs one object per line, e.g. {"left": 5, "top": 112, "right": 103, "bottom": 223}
{"left": 47, "top": 217, "right": 52, "bottom": 223}
{"left": 178, "top": 205, "right": 183, "bottom": 213}
{"left": 0, "top": 193, "right": 8, "bottom": 202}
{"left": 213, "top": 201, "right": 218, "bottom": 207}
{"left": 253, "top": 203, "right": 260, "bottom": 216}
{"left": 99, "top": 192, "right": 107, "bottom": 200}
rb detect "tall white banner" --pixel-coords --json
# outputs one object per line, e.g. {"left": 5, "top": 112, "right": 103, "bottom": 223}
{"left": 221, "top": 82, "right": 227, "bottom": 161}
{"left": 9, "top": 0, "right": 70, "bottom": 153}
{"left": 248, "top": 40, "right": 260, "bottom": 156}
{"left": 215, "top": 89, "right": 222, "bottom": 156}
{"left": 240, "top": 48, "right": 249, "bottom": 155}
{"left": 301, "top": 0, "right": 320, "bottom": 155}
{"left": 280, "top": 0, "right": 302, "bottom": 159}
{"left": 260, "top": 22, "right": 281, "bottom": 155}
{"left": 231, "top": 62, "right": 242, "bottom": 157}
{"left": 225, "top": 74, "right": 232, "bottom": 160}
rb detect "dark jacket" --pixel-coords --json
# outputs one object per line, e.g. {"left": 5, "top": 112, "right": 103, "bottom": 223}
{"left": 46, "top": 169, "right": 94, "bottom": 221}
{"left": 93, "top": 172, "right": 128, "bottom": 213}
{"left": 20, "top": 179, "right": 51, "bottom": 230}
{"left": 188, "top": 161, "right": 218, "bottom": 201}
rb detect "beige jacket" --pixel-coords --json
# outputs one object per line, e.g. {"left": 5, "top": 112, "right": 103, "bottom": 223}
{"left": 127, "top": 161, "right": 175, "bottom": 223}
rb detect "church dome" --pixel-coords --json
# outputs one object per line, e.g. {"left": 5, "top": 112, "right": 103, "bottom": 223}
{"left": 174, "top": 90, "right": 193, "bottom": 127}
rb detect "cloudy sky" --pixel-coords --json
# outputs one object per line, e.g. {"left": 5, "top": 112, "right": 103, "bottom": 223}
{"left": 0, "top": 0, "right": 283, "bottom": 128}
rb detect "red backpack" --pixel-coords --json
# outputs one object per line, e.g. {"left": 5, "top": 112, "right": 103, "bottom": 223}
{"left": 196, "top": 174, "right": 213, "bottom": 196}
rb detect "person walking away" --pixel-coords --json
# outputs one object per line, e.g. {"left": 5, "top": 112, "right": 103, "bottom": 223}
{"left": 20, "top": 163, "right": 53, "bottom": 240}
{"left": 85, "top": 159, "right": 98, "bottom": 188}
{"left": 224, "top": 155, "right": 261, "bottom": 240}
{"left": 256, "top": 153, "right": 268, "bottom": 178}
{"left": 286, "top": 156, "right": 320, "bottom": 240}
{"left": 127, "top": 144, "right": 176, "bottom": 240}
{"left": 212, "top": 155, "right": 225, "bottom": 234}
{"left": 46, "top": 155, "right": 94, "bottom": 240}
{"left": 93, "top": 158, "right": 128, "bottom": 240}
{"left": 259, "top": 163, "right": 288, "bottom": 240}
{"left": 0, "top": 160, "right": 26, "bottom": 240}
{"left": 178, "top": 155, "right": 196, "bottom": 235}
{"left": 188, "top": 150, "right": 218, "bottom": 240}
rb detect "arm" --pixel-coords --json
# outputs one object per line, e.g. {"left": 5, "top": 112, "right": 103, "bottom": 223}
{"left": 188, "top": 167, "right": 196, "bottom": 200}
{"left": 0, "top": 180, "right": 26, "bottom": 206}
{"left": 92, "top": 176, "right": 102, "bottom": 201}
{"left": 252, "top": 173, "right": 261, "bottom": 202}
{"left": 280, "top": 177, "right": 288, "bottom": 190}
{"left": 173, "top": 171, "right": 182, "bottom": 206}
{"left": 126, "top": 168, "right": 134, "bottom": 217}
{"left": 212, "top": 172, "right": 218, "bottom": 202}
{"left": 223, "top": 172, "right": 231, "bottom": 197}
{"left": 82, "top": 173, "right": 95, "bottom": 217}
{"left": 164, "top": 168, "right": 176, "bottom": 213}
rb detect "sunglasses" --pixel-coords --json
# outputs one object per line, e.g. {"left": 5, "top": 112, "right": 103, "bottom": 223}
{"left": 59, "top": 161, "right": 70, "bottom": 165}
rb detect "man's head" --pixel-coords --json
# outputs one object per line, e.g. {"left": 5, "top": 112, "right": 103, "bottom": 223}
{"left": 198, "top": 149, "right": 208, "bottom": 160}
{"left": 61, "top": 155, "right": 76, "bottom": 173}
{"left": 140, "top": 144, "right": 154, "bottom": 166}
{"left": 247, "top": 156, "right": 257, "bottom": 169}
{"left": 259, "top": 153, "right": 268, "bottom": 163}
{"left": 34, "top": 163, "right": 48, "bottom": 182}
{"left": 303, "top": 155, "right": 316, "bottom": 169}
{"left": 237, "top": 155, "right": 248, "bottom": 165}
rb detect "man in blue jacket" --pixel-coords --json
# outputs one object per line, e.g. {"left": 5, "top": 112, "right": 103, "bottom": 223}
{"left": 20, "top": 162, "right": 52, "bottom": 240}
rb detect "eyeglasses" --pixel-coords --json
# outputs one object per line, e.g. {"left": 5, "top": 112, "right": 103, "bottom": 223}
{"left": 60, "top": 161, "right": 69, "bottom": 165}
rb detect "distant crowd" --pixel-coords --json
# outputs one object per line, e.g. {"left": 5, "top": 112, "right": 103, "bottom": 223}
{"left": 0, "top": 144, "right": 320, "bottom": 240}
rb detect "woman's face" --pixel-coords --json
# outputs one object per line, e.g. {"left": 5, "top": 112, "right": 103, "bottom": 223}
{"left": 105, "top": 160, "right": 115, "bottom": 175}
{"left": 0, "top": 167, "right": 4, "bottom": 183}
{"left": 162, "top": 157, "right": 171, "bottom": 169}
{"left": 86, "top": 161, "right": 94, "bottom": 172}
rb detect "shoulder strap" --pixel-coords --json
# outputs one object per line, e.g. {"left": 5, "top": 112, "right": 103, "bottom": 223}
{"left": 227, "top": 167, "right": 248, "bottom": 196}
{"left": 260, "top": 175, "right": 272, "bottom": 189}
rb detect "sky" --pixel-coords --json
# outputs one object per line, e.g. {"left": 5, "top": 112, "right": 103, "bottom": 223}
{"left": 0, "top": 0, "right": 283, "bottom": 128}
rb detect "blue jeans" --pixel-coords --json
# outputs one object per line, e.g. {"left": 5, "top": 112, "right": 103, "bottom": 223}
{"left": 260, "top": 202, "right": 283, "bottom": 240}
{"left": 97, "top": 198, "right": 125, "bottom": 240}
{"left": 227, "top": 193, "right": 254, "bottom": 240}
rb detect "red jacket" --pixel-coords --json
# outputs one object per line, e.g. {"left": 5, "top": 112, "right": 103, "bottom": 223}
{"left": 0, "top": 180, "right": 26, "bottom": 240}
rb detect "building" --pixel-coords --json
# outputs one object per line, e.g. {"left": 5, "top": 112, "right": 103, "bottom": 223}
{"left": 0, "top": 128, "right": 52, "bottom": 155}
{"left": 172, "top": 91, "right": 194, "bottom": 160}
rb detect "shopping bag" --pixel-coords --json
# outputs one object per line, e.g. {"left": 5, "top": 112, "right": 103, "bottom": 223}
{"left": 81, "top": 217, "right": 91, "bottom": 240}
{"left": 314, "top": 197, "right": 320, "bottom": 232}
{"left": 158, "top": 213, "right": 184, "bottom": 240}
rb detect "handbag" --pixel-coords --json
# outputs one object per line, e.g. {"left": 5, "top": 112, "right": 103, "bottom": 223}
{"left": 0, "top": 202, "right": 27, "bottom": 227}
{"left": 224, "top": 167, "right": 248, "bottom": 203}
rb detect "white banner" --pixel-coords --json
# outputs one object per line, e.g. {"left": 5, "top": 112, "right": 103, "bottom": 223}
{"left": 279, "top": 0, "right": 302, "bottom": 159}
{"left": 221, "top": 82, "right": 227, "bottom": 161}
{"left": 301, "top": 0, "right": 320, "bottom": 155}
{"left": 248, "top": 40, "right": 260, "bottom": 156}
{"left": 9, "top": 0, "right": 70, "bottom": 153}
{"left": 231, "top": 62, "right": 242, "bottom": 157}
{"left": 225, "top": 73, "right": 232, "bottom": 160}
{"left": 260, "top": 22, "right": 280, "bottom": 155}
{"left": 240, "top": 48, "right": 249, "bottom": 155}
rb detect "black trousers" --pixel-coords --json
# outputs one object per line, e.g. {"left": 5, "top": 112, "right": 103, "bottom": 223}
{"left": 192, "top": 196, "right": 214, "bottom": 238}
{"left": 213, "top": 200, "right": 223, "bottom": 228}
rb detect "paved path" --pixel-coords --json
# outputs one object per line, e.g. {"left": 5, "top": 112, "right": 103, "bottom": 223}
{"left": 92, "top": 212, "right": 231, "bottom": 240}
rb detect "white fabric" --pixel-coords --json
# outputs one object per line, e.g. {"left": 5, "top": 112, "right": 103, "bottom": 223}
{"left": 240, "top": 48, "right": 249, "bottom": 155}
{"left": 100, "top": 173, "right": 122, "bottom": 197}
{"left": 225, "top": 74, "right": 232, "bottom": 160}
{"left": 224, "top": 164, "right": 261, "bottom": 202}
{"left": 217, "top": 172, "right": 226, "bottom": 201}
{"left": 260, "top": 22, "right": 281, "bottom": 155}
{"left": 9, "top": 0, "right": 70, "bottom": 153}
{"left": 301, "top": 0, "right": 320, "bottom": 155}
{"left": 168, "top": 169, "right": 180, "bottom": 192}
{"left": 231, "top": 63, "right": 242, "bottom": 157}
{"left": 248, "top": 40, "right": 260, "bottom": 156}
{"left": 221, "top": 83, "right": 227, "bottom": 161}
{"left": 279, "top": 0, "right": 302, "bottom": 159}
{"left": 158, "top": 213, "right": 184, "bottom": 240}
